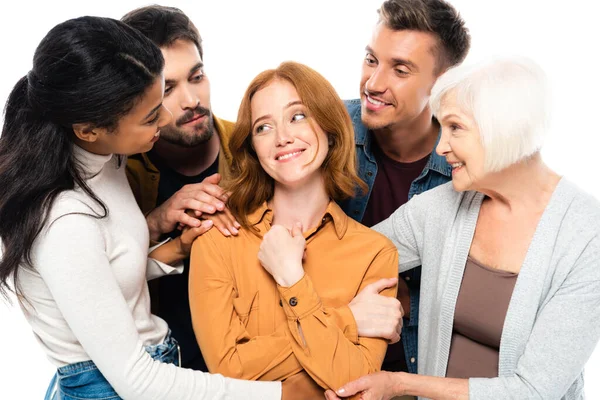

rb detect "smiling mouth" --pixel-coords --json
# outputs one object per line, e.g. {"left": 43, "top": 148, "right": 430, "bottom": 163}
{"left": 450, "top": 162, "right": 464, "bottom": 169}
{"left": 276, "top": 150, "right": 305, "bottom": 161}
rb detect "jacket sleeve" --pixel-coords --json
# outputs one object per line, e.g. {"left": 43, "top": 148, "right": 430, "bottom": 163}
{"left": 277, "top": 245, "right": 398, "bottom": 390}
{"left": 33, "top": 213, "right": 281, "bottom": 400}
{"left": 189, "top": 233, "right": 303, "bottom": 381}
{"left": 469, "top": 237, "right": 600, "bottom": 399}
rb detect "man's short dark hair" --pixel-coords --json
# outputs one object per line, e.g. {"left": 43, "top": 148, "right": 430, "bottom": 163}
{"left": 378, "top": 0, "right": 470, "bottom": 72}
{"left": 122, "top": 5, "right": 203, "bottom": 59}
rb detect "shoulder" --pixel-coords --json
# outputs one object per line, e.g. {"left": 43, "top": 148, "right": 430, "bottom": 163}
{"left": 215, "top": 116, "right": 235, "bottom": 139}
{"left": 561, "top": 179, "right": 600, "bottom": 233}
{"left": 345, "top": 217, "right": 397, "bottom": 254}
{"left": 344, "top": 99, "right": 361, "bottom": 116}
{"left": 405, "top": 181, "right": 467, "bottom": 216}
{"left": 192, "top": 223, "right": 257, "bottom": 256}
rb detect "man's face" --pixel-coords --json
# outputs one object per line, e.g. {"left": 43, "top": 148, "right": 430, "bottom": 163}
{"left": 360, "top": 24, "right": 441, "bottom": 131}
{"left": 160, "top": 39, "right": 213, "bottom": 147}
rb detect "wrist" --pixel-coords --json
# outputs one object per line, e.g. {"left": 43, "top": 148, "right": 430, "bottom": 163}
{"left": 146, "top": 211, "right": 163, "bottom": 242}
{"left": 275, "top": 265, "right": 304, "bottom": 287}
{"left": 393, "top": 372, "right": 408, "bottom": 396}
{"left": 174, "top": 237, "right": 188, "bottom": 258}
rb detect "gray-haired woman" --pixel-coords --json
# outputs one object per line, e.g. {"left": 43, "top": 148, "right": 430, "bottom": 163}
{"left": 326, "top": 57, "right": 600, "bottom": 400}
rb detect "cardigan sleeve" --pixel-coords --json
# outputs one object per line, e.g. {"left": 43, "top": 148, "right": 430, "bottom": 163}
{"left": 33, "top": 213, "right": 281, "bottom": 400}
{"left": 373, "top": 197, "right": 423, "bottom": 273}
{"left": 469, "top": 236, "right": 600, "bottom": 399}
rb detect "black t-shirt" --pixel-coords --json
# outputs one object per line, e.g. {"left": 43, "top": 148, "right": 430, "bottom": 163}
{"left": 149, "top": 151, "right": 219, "bottom": 371}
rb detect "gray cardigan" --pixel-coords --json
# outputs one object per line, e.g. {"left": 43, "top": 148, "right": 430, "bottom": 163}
{"left": 374, "top": 179, "right": 600, "bottom": 399}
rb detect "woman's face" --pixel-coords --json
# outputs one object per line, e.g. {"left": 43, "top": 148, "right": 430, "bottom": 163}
{"left": 90, "top": 76, "right": 172, "bottom": 156}
{"left": 435, "top": 92, "right": 486, "bottom": 192}
{"left": 250, "top": 79, "right": 329, "bottom": 189}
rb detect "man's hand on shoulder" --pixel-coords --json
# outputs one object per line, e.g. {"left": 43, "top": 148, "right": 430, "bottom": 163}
{"left": 146, "top": 173, "right": 240, "bottom": 241}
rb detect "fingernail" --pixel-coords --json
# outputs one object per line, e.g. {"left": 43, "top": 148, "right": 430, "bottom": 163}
{"left": 224, "top": 229, "right": 231, "bottom": 236}
{"left": 337, "top": 388, "right": 345, "bottom": 395}
{"left": 217, "top": 202, "right": 225, "bottom": 209}
{"left": 234, "top": 221, "right": 241, "bottom": 229}
{"left": 230, "top": 227, "right": 238, "bottom": 235}
{"left": 204, "top": 220, "right": 213, "bottom": 226}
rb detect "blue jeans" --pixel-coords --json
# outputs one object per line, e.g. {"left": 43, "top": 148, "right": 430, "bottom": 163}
{"left": 44, "top": 333, "right": 180, "bottom": 400}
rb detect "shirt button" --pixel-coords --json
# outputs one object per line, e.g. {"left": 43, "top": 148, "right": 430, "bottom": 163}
{"left": 366, "top": 171, "right": 373, "bottom": 177}
{"left": 150, "top": 175, "right": 157, "bottom": 181}
{"left": 289, "top": 297, "right": 298, "bottom": 307}
{"left": 405, "top": 276, "right": 411, "bottom": 281}
{"left": 353, "top": 210, "right": 360, "bottom": 215}
{"left": 410, "top": 357, "right": 416, "bottom": 363}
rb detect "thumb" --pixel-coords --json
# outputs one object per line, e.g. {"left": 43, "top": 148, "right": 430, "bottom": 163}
{"left": 335, "top": 377, "right": 367, "bottom": 397}
{"left": 184, "top": 219, "right": 213, "bottom": 240}
{"left": 203, "top": 173, "right": 221, "bottom": 185}
{"left": 362, "top": 277, "right": 398, "bottom": 295}
{"left": 292, "top": 221, "right": 303, "bottom": 238}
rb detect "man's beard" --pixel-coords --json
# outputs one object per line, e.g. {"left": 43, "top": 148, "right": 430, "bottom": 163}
{"left": 160, "top": 105, "right": 215, "bottom": 147}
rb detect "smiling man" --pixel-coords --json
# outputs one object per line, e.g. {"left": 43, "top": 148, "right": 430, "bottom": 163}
{"left": 340, "top": 0, "right": 470, "bottom": 378}
{"left": 122, "top": 5, "right": 238, "bottom": 372}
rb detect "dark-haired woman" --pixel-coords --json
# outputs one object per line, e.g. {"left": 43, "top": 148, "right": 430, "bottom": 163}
{"left": 0, "top": 16, "right": 279, "bottom": 400}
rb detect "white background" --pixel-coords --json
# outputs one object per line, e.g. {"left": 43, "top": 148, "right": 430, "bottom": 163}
{"left": 1, "top": 0, "right": 599, "bottom": 398}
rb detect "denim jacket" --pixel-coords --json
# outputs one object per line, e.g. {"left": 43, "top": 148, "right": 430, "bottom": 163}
{"left": 340, "top": 99, "right": 451, "bottom": 373}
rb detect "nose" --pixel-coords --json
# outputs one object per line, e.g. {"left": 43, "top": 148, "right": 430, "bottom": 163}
{"left": 158, "top": 104, "right": 173, "bottom": 127}
{"left": 435, "top": 127, "right": 451, "bottom": 157}
{"left": 365, "top": 65, "right": 387, "bottom": 94}
{"left": 275, "top": 124, "right": 294, "bottom": 147}
{"left": 180, "top": 84, "right": 199, "bottom": 110}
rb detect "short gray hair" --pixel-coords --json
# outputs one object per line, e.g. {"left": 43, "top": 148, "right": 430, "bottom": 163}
{"left": 430, "top": 57, "right": 550, "bottom": 172}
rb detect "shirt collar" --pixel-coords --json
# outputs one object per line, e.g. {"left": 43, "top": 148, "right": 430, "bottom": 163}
{"left": 249, "top": 200, "right": 349, "bottom": 240}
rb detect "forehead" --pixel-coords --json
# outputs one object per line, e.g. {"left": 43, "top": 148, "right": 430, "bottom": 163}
{"left": 438, "top": 91, "right": 471, "bottom": 120}
{"left": 160, "top": 39, "right": 202, "bottom": 78}
{"left": 251, "top": 79, "right": 299, "bottom": 114}
{"left": 122, "top": 76, "right": 164, "bottom": 121}
{"left": 369, "top": 24, "right": 438, "bottom": 66}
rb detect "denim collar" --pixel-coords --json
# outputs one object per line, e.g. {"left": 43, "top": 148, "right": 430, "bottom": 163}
{"left": 348, "top": 100, "right": 451, "bottom": 178}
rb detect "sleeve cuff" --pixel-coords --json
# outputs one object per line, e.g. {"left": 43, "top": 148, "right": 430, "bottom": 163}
{"left": 146, "top": 238, "right": 184, "bottom": 281}
{"left": 277, "top": 274, "right": 321, "bottom": 320}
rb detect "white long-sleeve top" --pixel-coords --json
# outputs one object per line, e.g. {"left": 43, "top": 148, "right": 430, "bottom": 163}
{"left": 17, "top": 145, "right": 281, "bottom": 400}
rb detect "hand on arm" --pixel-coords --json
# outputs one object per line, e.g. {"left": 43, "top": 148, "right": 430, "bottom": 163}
{"left": 348, "top": 277, "right": 403, "bottom": 343}
{"left": 146, "top": 173, "right": 239, "bottom": 241}
{"left": 324, "top": 372, "right": 468, "bottom": 400}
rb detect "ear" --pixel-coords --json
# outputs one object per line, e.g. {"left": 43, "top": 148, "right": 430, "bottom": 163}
{"left": 72, "top": 123, "right": 106, "bottom": 143}
{"left": 328, "top": 134, "right": 334, "bottom": 147}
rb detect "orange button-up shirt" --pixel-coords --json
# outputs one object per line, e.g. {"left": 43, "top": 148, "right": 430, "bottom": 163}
{"left": 190, "top": 201, "right": 398, "bottom": 396}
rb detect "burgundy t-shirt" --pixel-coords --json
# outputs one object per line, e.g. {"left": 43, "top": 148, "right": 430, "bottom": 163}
{"left": 362, "top": 141, "right": 430, "bottom": 227}
{"left": 361, "top": 139, "right": 429, "bottom": 372}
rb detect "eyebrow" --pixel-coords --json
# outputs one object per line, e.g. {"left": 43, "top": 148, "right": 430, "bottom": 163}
{"left": 165, "top": 62, "right": 204, "bottom": 85}
{"left": 144, "top": 103, "right": 162, "bottom": 121}
{"left": 365, "top": 46, "right": 419, "bottom": 71}
{"left": 251, "top": 100, "right": 303, "bottom": 129}
{"left": 439, "top": 113, "right": 460, "bottom": 122}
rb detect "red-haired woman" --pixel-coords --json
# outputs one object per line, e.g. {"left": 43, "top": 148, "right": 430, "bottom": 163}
{"left": 189, "top": 62, "right": 400, "bottom": 398}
